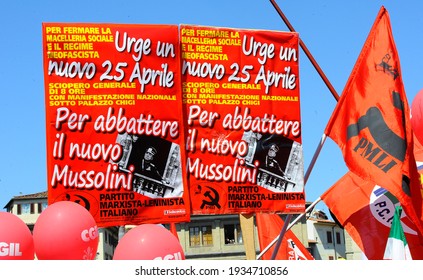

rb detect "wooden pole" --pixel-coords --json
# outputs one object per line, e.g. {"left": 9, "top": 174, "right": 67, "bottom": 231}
{"left": 240, "top": 213, "right": 256, "bottom": 260}
{"left": 270, "top": 214, "right": 292, "bottom": 259}
{"left": 304, "top": 134, "right": 327, "bottom": 185}
{"left": 269, "top": 0, "right": 340, "bottom": 102}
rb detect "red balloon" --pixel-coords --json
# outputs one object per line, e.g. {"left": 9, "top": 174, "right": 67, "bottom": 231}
{"left": 33, "top": 201, "right": 98, "bottom": 260}
{"left": 411, "top": 88, "right": 423, "bottom": 146}
{"left": 0, "top": 212, "right": 34, "bottom": 260}
{"left": 113, "top": 224, "right": 185, "bottom": 260}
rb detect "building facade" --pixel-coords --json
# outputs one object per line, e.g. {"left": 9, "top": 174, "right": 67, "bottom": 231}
{"left": 305, "top": 209, "right": 364, "bottom": 260}
{"left": 307, "top": 216, "right": 346, "bottom": 260}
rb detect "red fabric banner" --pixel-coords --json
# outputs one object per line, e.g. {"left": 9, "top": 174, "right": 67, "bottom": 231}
{"left": 180, "top": 25, "right": 305, "bottom": 215}
{"left": 324, "top": 7, "right": 423, "bottom": 235}
{"left": 169, "top": 223, "right": 179, "bottom": 241}
{"left": 43, "top": 23, "right": 190, "bottom": 227}
{"left": 321, "top": 171, "right": 423, "bottom": 259}
{"left": 256, "top": 213, "right": 313, "bottom": 260}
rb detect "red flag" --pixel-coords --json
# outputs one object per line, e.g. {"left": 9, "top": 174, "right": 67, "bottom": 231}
{"left": 414, "top": 133, "right": 423, "bottom": 163}
{"left": 413, "top": 133, "right": 423, "bottom": 220}
{"left": 321, "top": 171, "right": 423, "bottom": 259}
{"left": 324, "top": 6, "right": 423, "bottom": 235}
{"left": 256, "top": 213, "right": 314, "bottom": 260}
{"left": 169, "top": 223, "right": 179, "bottom": 241}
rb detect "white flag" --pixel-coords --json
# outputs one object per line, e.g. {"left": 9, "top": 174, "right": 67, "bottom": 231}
{"left": 383, "top": 206, "right": 412, "bottom": 260}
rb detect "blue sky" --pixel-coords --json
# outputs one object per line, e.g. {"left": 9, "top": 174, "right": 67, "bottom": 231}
{"left": 1, "top": 0, "right": 423, "bottom": 216}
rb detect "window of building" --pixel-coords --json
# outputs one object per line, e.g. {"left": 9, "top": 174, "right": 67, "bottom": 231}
{"left": 104, "top": 230, "right": 117, "bottom": 247}
{"left": 336, "top": 232, "right": 341, "bottom": 244}
{"left": 109, "top": 234, "right": 118, "bottom": 247}
{"left": 21, "top": 203, "right": 30, "bottom": 214}
{"left": 189, "top": 225, "right": 213, "bottom": 247}
{"left": 329, "top": 256, "right": 334, "bottom": 260}
{"left": 326, "top": 231, "right": 332, "bottom": 244}
{"left": 189, "top": 227, "right": 200, "bottom": 246}
{"left": 224, "top": 224, "right": 243, "bottom": 245}
{"left": 17, "top": 204, "right": 21, "bottom": 215}
{"left": 202, "top": 226, "right": 213, "bottom": 246}
{"left": 30, "top": 203, "right": 35, "bottom": 214}
{"left": 37, "top": 202, "right": 48, "bottom": 213}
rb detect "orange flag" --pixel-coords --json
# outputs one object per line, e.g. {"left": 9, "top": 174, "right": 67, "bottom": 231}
{"left": 256, "top": 213, "right": 314, "bottom": 260}
{"left": 324, "top": 6, "right": 423, "bottom": 236}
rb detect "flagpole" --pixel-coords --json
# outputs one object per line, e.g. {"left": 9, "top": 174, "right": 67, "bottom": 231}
{"left": 270, "top": 214, "right": 292, "bottom": 259}
{"left": 304, "top": 134, "right": 327, "bottom": 184}
{"left": 256, "top": 197, "right": 322, "bottom": 259}
{"left": 269, "top": 0, "right": 340, "bottom": 102}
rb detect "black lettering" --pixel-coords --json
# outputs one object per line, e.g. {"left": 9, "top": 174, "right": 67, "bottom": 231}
{"left": 347, "top": 106, "right": 405, "bottom": 162}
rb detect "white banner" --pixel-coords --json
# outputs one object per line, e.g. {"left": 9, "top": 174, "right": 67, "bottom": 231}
{"left": 0, "top": 260, "right": 421, "bottom": 279}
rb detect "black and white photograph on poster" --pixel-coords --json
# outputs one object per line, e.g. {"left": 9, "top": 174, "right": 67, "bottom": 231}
{"left": 113, "top": 133, "right": 184, "bottom": 199}
{"left": 242, "top": 131, "right": 304, "bottom": 193}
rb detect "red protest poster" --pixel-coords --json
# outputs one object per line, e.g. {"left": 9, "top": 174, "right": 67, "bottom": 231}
{"left": 180, "top": 25, "right": 304, "bottom": 214}
{"left": 42, "top": 23, "right": 190, "bottom": 227}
